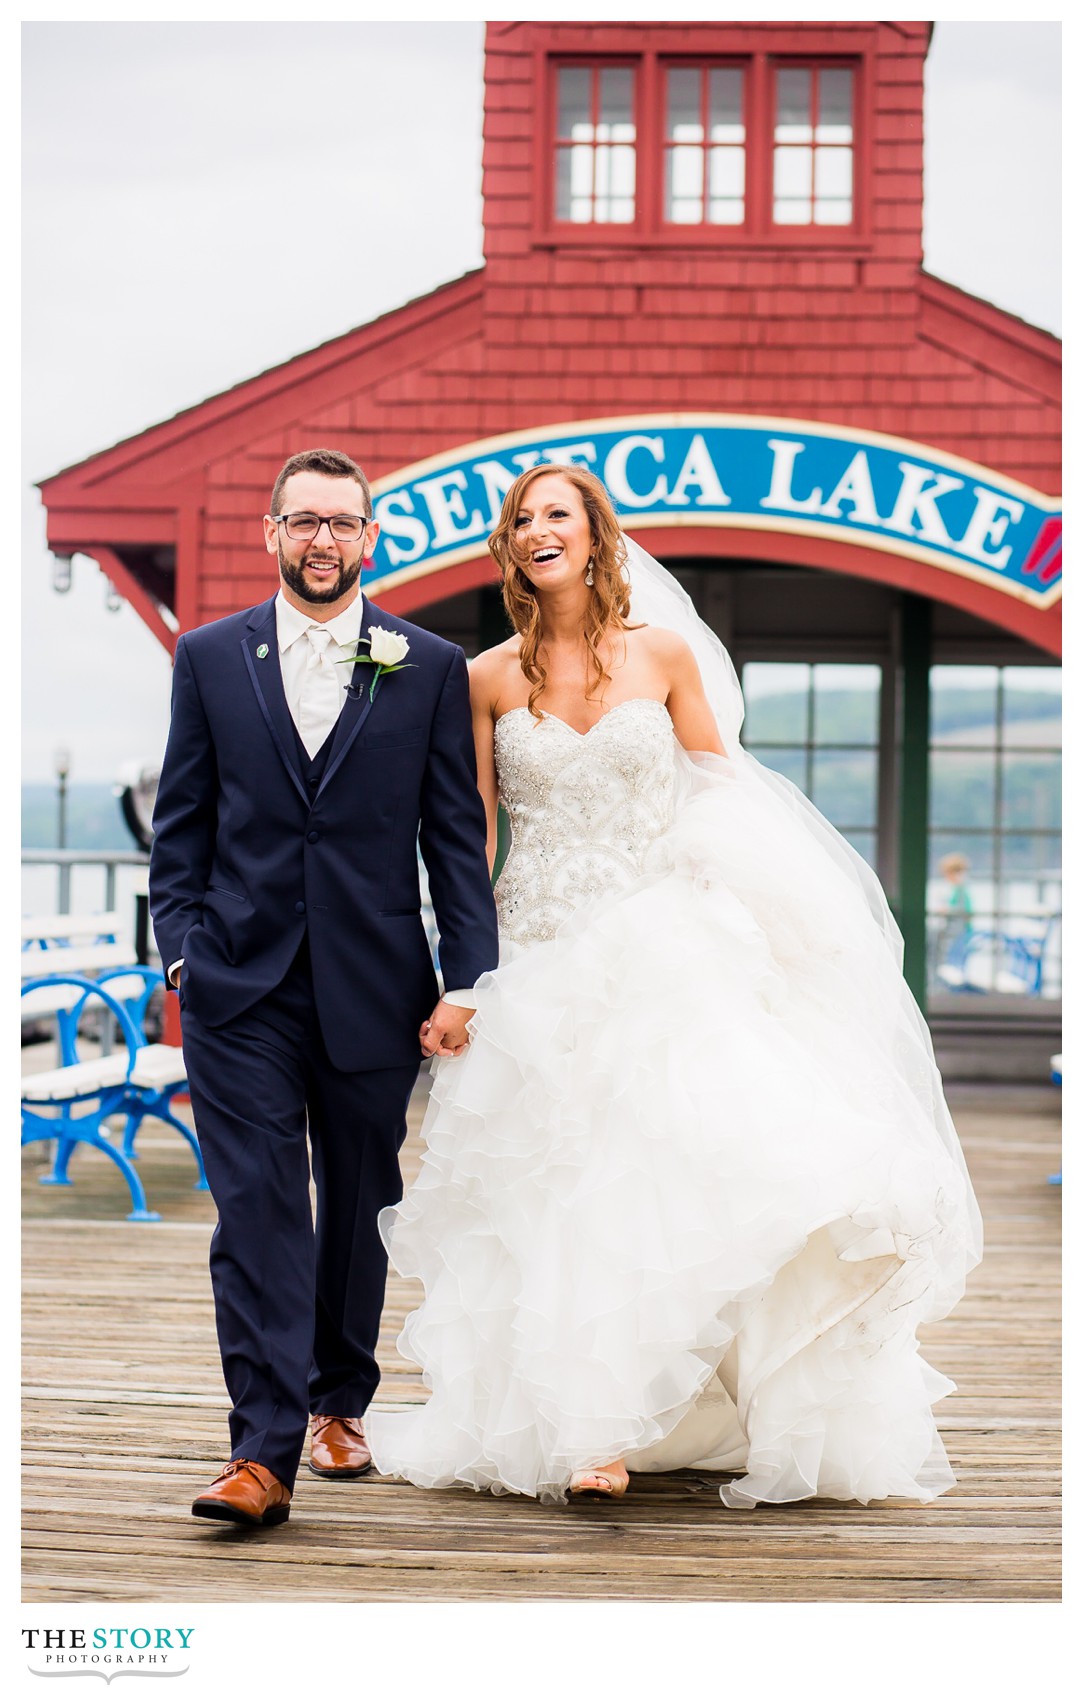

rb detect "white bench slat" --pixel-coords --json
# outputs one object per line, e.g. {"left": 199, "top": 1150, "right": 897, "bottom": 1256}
{"left": 128, "top": 1044, "right": 186, "bottom": 1091}
{"left": 20, "top": 943, "right": 136, "bottom": 978}
{"left": 21, "top": 912, "right": 124, "bottom": 944}
{"left": 21, "top": 1055, "right": 130, "bottom": 1102}
{"left": 21, "top": 1044, "right": 186, "bottom": 1104}
{"left": 20, "top": 973, "right": 148, "bottom": 1019}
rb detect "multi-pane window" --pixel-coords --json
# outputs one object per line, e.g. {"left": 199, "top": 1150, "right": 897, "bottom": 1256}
{"left": 554, "top": 64, "right": 636, "bottom": 224}
{"left": 773, "top": 65, "right": 854, "bottom": 225}
{"left": 927, "top": 666, "right": 1061, "bottom": 999}
{"left": 549, "top": 55, "right": 859, "bottom": 234}
{"left": 664, "top": 65, "right": 745, "bottom": 225}
{"left": 741, "top": 662, "right": 881, "bottom": 868}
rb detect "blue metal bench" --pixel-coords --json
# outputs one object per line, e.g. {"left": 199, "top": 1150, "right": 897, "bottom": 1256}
{"left": 21, "top": 972, "right": 207, "bottom": 1221}
{"left": 937, "top": 917, "right": 1060, "bottom": 997}
{"left": 94, "top": 965, "right": 207, "bottom": 1191}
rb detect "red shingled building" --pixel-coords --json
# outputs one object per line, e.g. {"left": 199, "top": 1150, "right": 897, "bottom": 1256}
{"left": 39, "top": 20, "right": 1061, "bottom": 1070}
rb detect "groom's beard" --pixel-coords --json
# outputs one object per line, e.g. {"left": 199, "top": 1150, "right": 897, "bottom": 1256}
{"left": 278, "top": 540, "right": 364, "bottom": 606}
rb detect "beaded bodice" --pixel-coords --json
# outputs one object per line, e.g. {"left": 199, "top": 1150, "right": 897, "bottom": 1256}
{"left": 493, "top": 697, "right": 678, "bottom": 947}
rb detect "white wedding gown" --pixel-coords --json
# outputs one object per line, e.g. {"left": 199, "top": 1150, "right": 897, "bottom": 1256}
{"left": 367, "top": 695, "right": 982, "bottom": 1507}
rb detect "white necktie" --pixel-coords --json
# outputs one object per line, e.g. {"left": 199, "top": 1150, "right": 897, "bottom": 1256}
{"left": 296, "top": 626, "right": 343, "bottom": 758}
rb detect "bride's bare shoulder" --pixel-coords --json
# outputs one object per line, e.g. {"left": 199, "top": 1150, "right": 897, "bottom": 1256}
{"left": 469, "top": 637, "right": 522, "bottom": 703}
{"left": 625, "top": 623, "right": 696, "bottom": 669}
{"left": 470, "top": 636, "right": 521, "bottom": 676}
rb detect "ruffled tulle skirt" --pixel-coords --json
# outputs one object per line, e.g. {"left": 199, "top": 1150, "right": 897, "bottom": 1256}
{"left": 367, "top": 755, "right": 982, "bottom": 1507}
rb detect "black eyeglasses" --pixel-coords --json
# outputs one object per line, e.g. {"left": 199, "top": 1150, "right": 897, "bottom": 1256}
{"left": 270, "top": 512, "right": 372, "bottom": 542}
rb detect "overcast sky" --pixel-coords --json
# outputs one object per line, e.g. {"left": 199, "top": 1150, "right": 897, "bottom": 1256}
{"left": 21, "top": 19, "right": 1062, "bottom": 785}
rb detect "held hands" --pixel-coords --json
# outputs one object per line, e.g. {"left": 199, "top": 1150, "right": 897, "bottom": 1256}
{"left": 420, "top": 999, "right": 475, "bottom": 1059}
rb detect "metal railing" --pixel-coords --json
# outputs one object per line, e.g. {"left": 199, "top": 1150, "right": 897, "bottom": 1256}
{"left": 21, "top": 850, "right": 152, "bottom": 957}
{"left": 24, "top": 848, "right": 448, "bottom": 986}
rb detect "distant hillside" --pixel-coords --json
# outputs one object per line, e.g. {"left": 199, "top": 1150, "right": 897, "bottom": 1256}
{"left": 743, "top": 685, "right": 1061, "bottom": 745}
{"left": 22, "top": 784, "right": 134, "bottom": 851}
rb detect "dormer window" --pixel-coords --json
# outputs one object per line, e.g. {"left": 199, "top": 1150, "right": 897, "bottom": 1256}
{"left": 664, "top": 65, "right": 745, "bottom": 226}
{"left": 542, "top": 51, "right": 862, "bottom": 243}
{"left": 772, "top": 64, "right": 854, "bottom": 226}
{"left": 554, "top": 63, "right": 637, "bottom": 224}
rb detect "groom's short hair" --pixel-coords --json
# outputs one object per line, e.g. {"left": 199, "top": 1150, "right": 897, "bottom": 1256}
{"left": 270, "top": 448, "right": 372, "bottom": 518}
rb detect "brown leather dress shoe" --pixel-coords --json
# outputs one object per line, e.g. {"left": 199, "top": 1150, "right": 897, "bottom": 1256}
{"left": 191, "top": 1459, "right": 291, "bottom": 1526}
{"left": 308, "top": 1414, "right": 373, "bottom": 1478}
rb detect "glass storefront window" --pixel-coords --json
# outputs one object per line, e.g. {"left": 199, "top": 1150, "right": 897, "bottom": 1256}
{"left": 811, "top": 748, "right": 878, "bottom": 829}
{"left": 741, "top": 662, "right": 809, "bottom": 743}
{"left": 930, "top": 748, "right": 998, "bottom": 830}
{"left": 927, "top": 665, "right": 1061, "bottom": 1000}
{"left": 741, "top": 661, "right": 881, "bottom": 864}
{"left": 755, "top": 744, "right": 809, "bottom": 790}
{"left": 1002, "top": 665, "right": 1063, "bottom": 746}
{"left": 811, "top": 663, "right": 880, "bottom": 743}
{"left": 929, "top": 664, "right": 998, "bottom": 741}
{"left": 1001, "top": 752, "right": 1061, "bottom": 830}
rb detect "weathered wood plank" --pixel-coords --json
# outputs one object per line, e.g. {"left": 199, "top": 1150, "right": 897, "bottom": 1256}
{"left": 22, "top": 1081, "right": 1061, "bottom": 1602}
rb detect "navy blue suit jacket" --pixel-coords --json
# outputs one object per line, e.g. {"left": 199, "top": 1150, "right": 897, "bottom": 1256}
{"left": 149, "top": 593, "right": 499, "bottom": 1072}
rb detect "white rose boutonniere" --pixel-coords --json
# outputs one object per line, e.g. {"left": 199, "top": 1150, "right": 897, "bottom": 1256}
{"left": 368, "top": 626, "right": 410, "bottom": 666}
{"left": 337, "top": 625, "right": 416, "bottom": 702}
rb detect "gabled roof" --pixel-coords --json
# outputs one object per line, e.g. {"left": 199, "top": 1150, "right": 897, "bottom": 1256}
{"left": 918, "top": 271, "right": 1061, "bottom": 404}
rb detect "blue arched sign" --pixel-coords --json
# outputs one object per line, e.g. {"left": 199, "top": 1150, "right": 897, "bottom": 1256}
{"left": 367, "top": 414, "right": 1061, "bottom": 609}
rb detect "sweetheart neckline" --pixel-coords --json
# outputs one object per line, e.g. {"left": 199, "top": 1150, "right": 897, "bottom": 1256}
{"left": 494, "top": 697, "right": 670, "bottom": 738}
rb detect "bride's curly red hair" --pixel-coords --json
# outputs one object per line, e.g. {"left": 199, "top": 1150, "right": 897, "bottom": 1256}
{"left": 487, "top": 464, "right": 635, "bottom": 720}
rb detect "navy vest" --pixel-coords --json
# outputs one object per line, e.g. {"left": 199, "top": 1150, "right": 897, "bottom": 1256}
{"left": 278, "top": 717, "right": 338, "bottom": 987}
{"left": 290, "top": 716, "right": 336, "bottom": 798}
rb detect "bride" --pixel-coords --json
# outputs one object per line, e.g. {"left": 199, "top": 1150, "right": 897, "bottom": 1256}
{"left": 366, "top": 464, "right": 983, "bottom": 1507}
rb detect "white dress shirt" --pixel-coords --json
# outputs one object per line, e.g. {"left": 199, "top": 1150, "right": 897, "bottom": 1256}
{"left": 275, "top": 589, "right": 365, "bottom": 754}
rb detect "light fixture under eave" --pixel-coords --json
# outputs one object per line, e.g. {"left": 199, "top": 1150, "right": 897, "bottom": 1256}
{"left": 105, "top": 580, "right": 123, "bottom": 613}
{"left": 52, "top": 554, "right": 73, "bottom": 593}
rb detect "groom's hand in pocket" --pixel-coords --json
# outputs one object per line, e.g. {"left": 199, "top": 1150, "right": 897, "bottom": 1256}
{"left": 420, "top": 1000, "right": 475, "bottom": 1059}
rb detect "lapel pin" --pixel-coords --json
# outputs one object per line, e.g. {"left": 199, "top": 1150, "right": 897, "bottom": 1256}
{"left": 256, "top": 643, "right": 269, "bottom": 659}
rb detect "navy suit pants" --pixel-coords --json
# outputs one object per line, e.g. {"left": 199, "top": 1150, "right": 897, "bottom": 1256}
{"left": 180, "top": 938, "right": 418, "bottom": 1490}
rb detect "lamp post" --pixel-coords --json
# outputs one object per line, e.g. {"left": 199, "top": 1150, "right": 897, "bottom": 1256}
{"left": 55, "top": 746, "right": 71, "bottom": 913}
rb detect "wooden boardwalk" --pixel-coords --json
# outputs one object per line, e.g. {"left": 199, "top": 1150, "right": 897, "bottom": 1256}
{"left": 22, "top": 1077, "right": 1061, "bottom": 1602}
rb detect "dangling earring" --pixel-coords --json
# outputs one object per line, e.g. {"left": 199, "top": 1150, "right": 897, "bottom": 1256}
{"left": 584, "top": 557, "right": 595, "bottom": 587}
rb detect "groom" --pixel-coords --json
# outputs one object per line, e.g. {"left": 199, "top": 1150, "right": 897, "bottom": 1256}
{"left": 149, "top": 446, "right": 498, "bottom": 1526}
